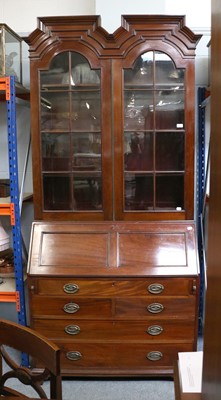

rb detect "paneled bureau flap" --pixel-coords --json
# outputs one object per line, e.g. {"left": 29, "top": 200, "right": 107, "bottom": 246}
{"left": 27, "top": 221, "right": 199, "bottom": 276}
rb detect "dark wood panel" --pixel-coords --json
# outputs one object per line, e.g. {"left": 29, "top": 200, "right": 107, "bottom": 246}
{"left": 41, "top": 232, "right": 110, "bottom": 267}
{"left": 118, "top": 232, "right": 187, "bottom": 267}
{"left": 202, "top": 1, "right": 221, "bottom": 399}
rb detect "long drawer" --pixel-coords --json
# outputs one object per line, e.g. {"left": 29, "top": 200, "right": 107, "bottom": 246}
{"left": 30, "top": 277, "right": 197, "bottom": 297}
{"left": 32, "top": 318, "right": 195, "bottom": 341}
{"left": 57, "top": 342, "right": 195, "bottom": 371}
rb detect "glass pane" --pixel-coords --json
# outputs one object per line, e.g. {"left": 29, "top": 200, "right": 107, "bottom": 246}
{"left": 73, "top": 175, "right": 102, "bottom": 210}
{"left": 156, "top": 175, "right": 184, "bottom": 210}
{"left": 41, "top": 92, "right": 70, "bottom": 131}
{"left": 124, "top": 52, "right": 153, "bottom": 86}
{"left": 40, "top": 53, "right": 70, "bottom": 88}
{"left": 72, "top": 133, "right": 101, "bottom": 171}
{"left": 155, "top": 51, "right": 184, "bottom": 88}
{"left": 155, "top": 90, "right": 184, "bottom": 130}
{"left": 124, "top": 132, "right": 153, "bottom": 171}
{"left": 124, "top": 90, "right": 154, "bottom": 130}
{"left": 40, "top": 52, "right": 101, "bottom": 88}
{"left": 5, "top": 29, "right": 21, "bottom": 82}
{"left": 43, "top": 174, "right": 71, "bottom": 210}
{"left": 72, "top": 91, "right": 100, "bottom": 131}
{"left": 124, "top": 174, "right": 153, "bottom": 210}
{"left": 70, "top": 52, "right": 100, "bottom": 85}
{"left": 42, "top": 133, "right": 70, "bottom": 171}
{"left": 156, "top": 132, "right": 184, "bottom": 171}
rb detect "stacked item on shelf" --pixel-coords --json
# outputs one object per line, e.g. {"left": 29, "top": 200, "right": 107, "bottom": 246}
{"left": 0, "top": 222, "right": 9, "bottom": 251}
{"left": 0, "top": 222, "right": 14, "bottom": 276}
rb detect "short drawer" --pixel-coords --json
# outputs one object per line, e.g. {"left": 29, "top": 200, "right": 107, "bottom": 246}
{"left": 30, "top": 296, "right": 112, "bottom": 318}
{"left": 32, "top": 318, "right": 195, "bottom": 342}
{"left": 114, "top": 297, "right": 196, "bottom": 318}
{"left": 29, "top": 277, "right": 197, "bottom": 297}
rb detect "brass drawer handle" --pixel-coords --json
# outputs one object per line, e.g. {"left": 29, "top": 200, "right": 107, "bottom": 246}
{"left": 147, "top": 325, "right": 163, "bottom": 336}
{"left": 66, "top": 351, "right": 82, "bottom": 361}
{"left": 63, "top": 283, "right": 79, "bottom": 294}
{"left": 63, "top": 302, "right": 80, "bottom": 314}
{"left": 64, "top": 325, "right": 81, "bottom": 335}
{"left": 147, "top": 303, "right": 164, "bottom": 314}
{"left": 147, "top": 283, "right": 164, "bottom": 294}
{"left": 147, "top": 351, "right": 163, "bottom": 361}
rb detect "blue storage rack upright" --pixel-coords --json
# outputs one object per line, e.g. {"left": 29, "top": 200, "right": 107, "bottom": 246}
{"left": 0, "top": 76, "right": 28, "bottom": 365}
{"left": 197, "top": 86, "right": 208, "bottom": 335}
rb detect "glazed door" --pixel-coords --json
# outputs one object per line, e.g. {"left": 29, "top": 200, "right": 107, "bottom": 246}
{"left": 114, "top": 49, "right": 194, "bottom": 221}
{"left": 34, "top": 50, "right": 113, "bottom": 220}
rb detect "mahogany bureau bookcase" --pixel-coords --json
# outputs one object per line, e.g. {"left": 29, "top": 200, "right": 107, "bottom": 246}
{"left": 26, "top": 15, "right": 201, "bottom": 376}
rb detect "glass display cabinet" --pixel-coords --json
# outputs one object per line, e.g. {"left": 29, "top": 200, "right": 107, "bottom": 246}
{"left": 0, "top": 24, "right": 22, "bottom": 84}
{"left": 26, "top": 15, "right": 201, "bottom": 221}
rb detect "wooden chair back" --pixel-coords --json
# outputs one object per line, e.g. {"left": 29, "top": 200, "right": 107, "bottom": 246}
{"left": 0, "top": 319, "right": 62, "bottom": 399}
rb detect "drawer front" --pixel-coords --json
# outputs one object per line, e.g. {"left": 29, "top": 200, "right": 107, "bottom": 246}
{"left": 115, "top": 297, "right": 196, "bottom": 318}
{"left": 30, "top": 296, "right": 112, "bottom": 318}
{"left": 29, "top": 277, "right": 197, "bottom": 297}
{"left": 58, "top": 342, "right": 194, "bottom": 371}
{"left": 32, "top": 318, "right": 195, "bottom": 341}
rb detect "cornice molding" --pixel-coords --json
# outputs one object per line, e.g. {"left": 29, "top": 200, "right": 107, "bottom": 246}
{"left": 25, "top": 15, "right": 202, "bottom": 61}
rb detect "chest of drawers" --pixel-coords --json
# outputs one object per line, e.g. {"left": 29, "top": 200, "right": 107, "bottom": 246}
{"left": 27, "top": 221, "right": 199, "bottom": 377}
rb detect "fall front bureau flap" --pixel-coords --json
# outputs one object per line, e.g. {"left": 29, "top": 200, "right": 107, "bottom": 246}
{"left": 27, "top": 221, "right": 199, "bottom": 277}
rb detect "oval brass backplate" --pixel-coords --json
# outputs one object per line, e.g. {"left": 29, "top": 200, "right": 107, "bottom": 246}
{"left": 64, "top": 325, "right": 81, "bottom": 335}
{"left": 147, "top": 325, "right": 163, "bottom": 336}
{"left": 63, "top": 283, "right": 79, "bottom": 294}
{"left": 63, "top": 302, "right": 80, "bottom": 314}
{"left": 146, "top": 351, "right": 163, "bottom": 361}
{"left": 147, "top": 303, "right": 164, "bottom": 314}
{"left": 147, "top": 283, "right": 164, "bottom": 294}
{"left": 66, "top": 351, "right": 82, "bottom": 361}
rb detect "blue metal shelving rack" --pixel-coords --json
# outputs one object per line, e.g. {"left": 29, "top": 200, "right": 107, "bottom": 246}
{"left": 197, "top": 86, "right": 207, "bottom": 335}
{"left": 0, "top": 76, "right": 28, "bottom": 365}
